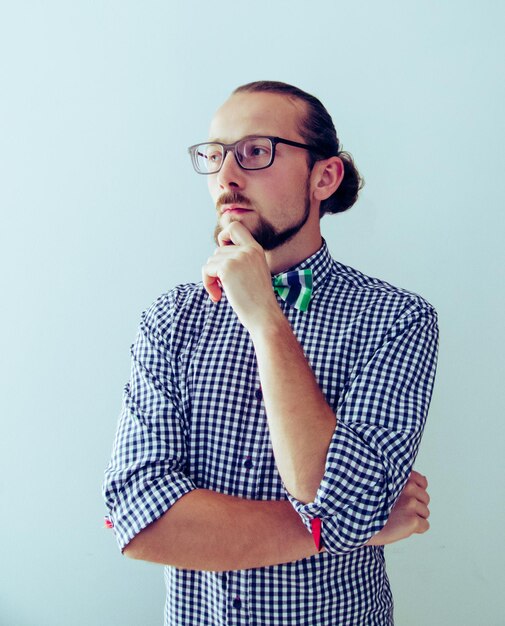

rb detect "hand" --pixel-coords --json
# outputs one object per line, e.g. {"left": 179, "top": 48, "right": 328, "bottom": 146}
{"left": 202, "top": 222, "right": 282, "bottom": 331}
{"left": 366, "top": 470, "right": 430, "bottom": 546}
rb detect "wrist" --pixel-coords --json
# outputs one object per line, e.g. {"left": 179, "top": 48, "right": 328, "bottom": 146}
{"left": 248, "top": 307, "right": 291, "bottom": 343}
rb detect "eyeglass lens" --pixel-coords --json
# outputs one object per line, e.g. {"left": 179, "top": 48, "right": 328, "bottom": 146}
{"left": 195, "top": 137, "right": 273, "bottom": 173}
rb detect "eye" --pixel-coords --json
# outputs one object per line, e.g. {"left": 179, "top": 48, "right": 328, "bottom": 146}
{"left": 241, "top": 139, "right": 272, "bottom": 160}
{"left": 202, "top": 146, "right": 223, "bottom": 165}
{"left": 250, "top": 145, "right": 268, "bottom": 156}
{"left": 195, "top": 144, "right": 223, "bottom": 172}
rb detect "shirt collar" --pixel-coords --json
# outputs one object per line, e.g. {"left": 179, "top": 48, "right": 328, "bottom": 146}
{"left": 273, "top": 238, "right": 333, "bottom": 298}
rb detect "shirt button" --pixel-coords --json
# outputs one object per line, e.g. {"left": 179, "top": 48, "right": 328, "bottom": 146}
{"left": 233, "top": 597, "right": 242, "bottom": 609}
{"left": 254, "top": 387, "right": 263, "bottom": 401}
{"left": 243, "top": 457, "right": 253, "bottom": 470}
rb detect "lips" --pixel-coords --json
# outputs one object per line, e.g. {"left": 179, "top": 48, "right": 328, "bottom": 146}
{"left": 217, "top": 192, "right": 252, "bottom": 216}
{"left": 221, "top": 206, "right": 252, "bottom": 215}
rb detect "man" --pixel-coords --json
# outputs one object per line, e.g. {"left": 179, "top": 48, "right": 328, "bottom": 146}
{"left": 103, "top": 81, "right": 438, "bottom": 625}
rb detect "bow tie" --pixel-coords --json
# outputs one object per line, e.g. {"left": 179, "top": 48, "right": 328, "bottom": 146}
{"left": 272, "top": 269, "right": 313, "bottom": 312}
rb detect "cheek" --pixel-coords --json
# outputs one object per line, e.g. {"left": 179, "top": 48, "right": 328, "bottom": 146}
{"left": 207, "top": 176, "right": 219, "bottom": 201}
{"left": 275, "top": 177, "right": 306, "bottom": 207}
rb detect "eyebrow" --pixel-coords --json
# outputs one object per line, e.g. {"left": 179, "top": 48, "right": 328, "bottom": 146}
{"left": 206, "top": 134, "right": 270, "bottom": 144}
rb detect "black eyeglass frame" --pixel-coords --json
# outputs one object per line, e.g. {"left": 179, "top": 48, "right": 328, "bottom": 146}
{"left": 187, "top": 135, "right": 327, "bottom": 174}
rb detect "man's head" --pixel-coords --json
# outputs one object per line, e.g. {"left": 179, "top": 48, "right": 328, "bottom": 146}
{"left": 232, "top": 81, "right": 363, "bottom": 218}
{"left": 192, "top": 81, "right": 363, "bottom": 256}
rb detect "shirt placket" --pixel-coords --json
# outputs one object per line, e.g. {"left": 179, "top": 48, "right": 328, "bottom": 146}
{"left": 225, "top": 570, "right": 250, "bottom": 626}
{"left": 230, "top": 345, "right": 265, "bottom": 500}
{"left": 247, "top": 373, "right": 263, "bottom": 498}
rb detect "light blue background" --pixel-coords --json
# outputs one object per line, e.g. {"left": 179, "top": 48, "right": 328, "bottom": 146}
{"left": 1, "top": 1, "right": 504, "bottom": 624}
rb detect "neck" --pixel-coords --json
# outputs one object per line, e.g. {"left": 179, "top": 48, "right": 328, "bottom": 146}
{"left": 265, "top": 234, "right": 323, "bottom": 275}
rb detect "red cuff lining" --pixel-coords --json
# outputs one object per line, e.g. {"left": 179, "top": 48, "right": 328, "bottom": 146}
{"left": 310, "top": 517, "right": 322, "bottom": 551}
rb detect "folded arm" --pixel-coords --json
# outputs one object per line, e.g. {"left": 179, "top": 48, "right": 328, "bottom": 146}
{"left": 124, "top": 470, "right": 430, "bottom": 571}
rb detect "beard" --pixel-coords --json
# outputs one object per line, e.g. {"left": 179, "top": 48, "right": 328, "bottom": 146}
{"left": 213, "top": 183, "right": 311, "bottom": 251}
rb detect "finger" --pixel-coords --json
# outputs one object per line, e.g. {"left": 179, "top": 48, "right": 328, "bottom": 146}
{"left": 212, "top": 245, "right": 245, "bottom": 257}
{"left": 414, "top": 517, "right": 430, "bottom": 534}
{"left": 202, "top": 263, "right": 222, "bottom": 303}
{"left": 217, "top": 230, "right": 235, "bottom": 247}
{"left": 415, "top": 485, "right": 430, "bottom": 506}
{"left": 415, "top": 500, "right": 430, "bottom": 520}
{"left": 400, "top": 492, "right": 430, "bottom": 517}
{"left": 405, "top": 483, "right": 430, "bottom": 504}
{"left": 403, "top": 481, "right": 430, "bottom": 506}
{"left": 409, "top": 470, "right": 428, "bottom": 489}
{"left": 218, "top": 221, "right": 256, "bottom": 248}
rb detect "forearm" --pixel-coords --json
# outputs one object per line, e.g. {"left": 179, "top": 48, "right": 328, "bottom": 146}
{"left": 124, "top": 488, "right": 319, "bottom": 571}
{"left": 250, "top": 313, "right": 336, "bottom": 504}
{"left": 123, "top": 474, "right": 429, "bottom": 569}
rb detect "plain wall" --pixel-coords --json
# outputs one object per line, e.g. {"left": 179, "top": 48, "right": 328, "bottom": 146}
{"left": 1, "top": 1, "right": 504, "bottom": 624}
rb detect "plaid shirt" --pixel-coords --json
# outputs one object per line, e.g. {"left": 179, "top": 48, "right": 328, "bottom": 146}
{"left": 103, "top": 241, "right": 438, "bottom": 625}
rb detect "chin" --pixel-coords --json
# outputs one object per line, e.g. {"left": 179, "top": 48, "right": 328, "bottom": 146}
{"left": 224, "top": 213, "right": 255, "bottom": 229}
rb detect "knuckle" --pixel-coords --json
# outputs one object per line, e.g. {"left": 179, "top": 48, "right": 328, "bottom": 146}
{"left": 229, "top": 222, "right": 240, "bottom": 236}
{"left": 407, "top": 497, "right": 417, "bottom": 511}
{"left": 418, "top": 519, "right": 429, "bottom": 534}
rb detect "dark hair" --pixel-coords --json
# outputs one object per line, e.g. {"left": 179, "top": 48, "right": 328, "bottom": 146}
{"left": 233, "top": 80, "right": 363, "bottom": 217}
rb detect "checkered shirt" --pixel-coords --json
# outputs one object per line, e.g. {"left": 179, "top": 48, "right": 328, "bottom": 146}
{"left": 103, "top": 240, "right": 438, "bottom": 625}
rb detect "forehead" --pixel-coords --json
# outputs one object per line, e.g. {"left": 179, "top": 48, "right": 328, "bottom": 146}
{"left": 209, "top": 92, "right": 306, "bottom": 143}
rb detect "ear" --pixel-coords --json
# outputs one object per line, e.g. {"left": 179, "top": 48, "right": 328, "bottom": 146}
{"left": 311, "top": 156, "right": 344, "bottom": 201}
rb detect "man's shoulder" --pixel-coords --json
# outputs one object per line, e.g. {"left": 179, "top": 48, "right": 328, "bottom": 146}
{"left": 149, "top": 281, "right": 207, "bottom": 311}
{"left": 140, "top": 281, "right": 209, "bottom": 337}
{"left": 328, "top": 258, "right": 437, "bottom": 317}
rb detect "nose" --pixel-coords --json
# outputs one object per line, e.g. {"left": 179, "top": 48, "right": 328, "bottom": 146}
{"left": 216, "top": 149, "right": 245, "bottom": 190}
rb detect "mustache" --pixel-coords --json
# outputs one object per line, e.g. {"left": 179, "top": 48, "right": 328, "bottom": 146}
{"left": 216, "top": 191, "right": 252, "bottom": 210}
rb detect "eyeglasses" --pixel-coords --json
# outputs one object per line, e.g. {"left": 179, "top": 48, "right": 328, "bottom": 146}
{"left": 187, "top": 135, "right": 323, "bottom": 175}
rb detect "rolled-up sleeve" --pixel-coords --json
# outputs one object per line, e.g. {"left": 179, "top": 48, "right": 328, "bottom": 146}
{"left": 102, "top": 294, "right": 196, "bottom": 552}
{"left": 288, "top": 300, "right": 439, "bottom": 554}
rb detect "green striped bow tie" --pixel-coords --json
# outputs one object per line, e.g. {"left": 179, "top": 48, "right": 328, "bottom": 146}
{"left": 272, "top": 269, "right": 313, "bottom": 312}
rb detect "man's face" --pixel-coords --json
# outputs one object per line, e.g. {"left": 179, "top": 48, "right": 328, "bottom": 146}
{"left": 207, "top": 92, "right": 315, "bottom": 251}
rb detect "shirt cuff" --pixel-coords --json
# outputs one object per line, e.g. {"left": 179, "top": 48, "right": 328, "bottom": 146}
{"left": 105, "top": 473, "right": 197, "bottom": 552}
{"left": 286, "top": 420, "right": 388, "bottom": 552}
